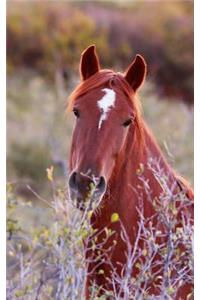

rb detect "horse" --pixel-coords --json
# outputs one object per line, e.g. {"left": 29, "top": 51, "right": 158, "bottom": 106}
{"left": 67, "top": 45, "right": 193, "bottom": 299}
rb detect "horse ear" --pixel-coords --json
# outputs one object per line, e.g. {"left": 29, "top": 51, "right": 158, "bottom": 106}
{"left": 124, "top": 54, "right": 147, "bottom": 92}
{"left": 80, "top": 45, "right": 100, "bottom": 81}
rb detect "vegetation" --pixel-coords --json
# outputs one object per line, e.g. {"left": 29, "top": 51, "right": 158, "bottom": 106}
{"left": 7, "top": 161, "right": 193, "bottom": 299}
{"left": 7, "top": 1, "right": 193, "bottom": 104}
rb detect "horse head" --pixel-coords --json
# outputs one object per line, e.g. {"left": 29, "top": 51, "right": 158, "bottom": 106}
{"left": 68, "top": 45, "right": 147, "bottom": 210}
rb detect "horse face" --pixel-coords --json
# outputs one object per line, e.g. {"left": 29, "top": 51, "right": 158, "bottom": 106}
{"left": 68, "top": 45, "right": 146, "bottom": 210}
{"left": 68, "top": 87, "right": 134, "bottom": 210}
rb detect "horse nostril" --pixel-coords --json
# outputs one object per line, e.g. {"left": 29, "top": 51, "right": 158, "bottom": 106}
{"left": 69, "top": 172, "right": 106, "bottom": 198}
{"left": 68, "top": 171, "right": 77, "bottom": 190}
{"left": 96, "top": 176, "right": 106, "bottom": 194}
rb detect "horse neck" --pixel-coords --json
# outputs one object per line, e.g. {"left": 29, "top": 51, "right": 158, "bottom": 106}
{"left": 108, "top": 120, "right": 176, "bottom": 201}
{"left": 93, "top": 120, "right": 180, "bottom": 236}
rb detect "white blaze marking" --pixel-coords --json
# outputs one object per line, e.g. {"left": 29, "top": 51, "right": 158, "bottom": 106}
{"left": 97, "top": 88, "right": 116, "bottom": 129}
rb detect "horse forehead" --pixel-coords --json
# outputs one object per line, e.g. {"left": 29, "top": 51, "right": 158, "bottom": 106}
{"left": 95, "top": 88, "right": 132, "bottom": 111}
{"left": 76, "top": 87, "right": 131, "bottom": 115}
{"left": 96, "top": 88, "right": 117, "bottom": 129}
{"left": 97, "top": 88, "right": 116, "bottom": 108}
{"left": 78, "top": 87, "right": 124, "bottom": 107}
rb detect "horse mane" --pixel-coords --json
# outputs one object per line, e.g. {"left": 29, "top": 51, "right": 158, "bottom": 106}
{"left": 67, "top": 70, "right": 144, "bottom": 151}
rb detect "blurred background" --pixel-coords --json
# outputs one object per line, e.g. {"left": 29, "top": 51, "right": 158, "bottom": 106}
{"left": 7, "top": 0, "right": 193, "bottom": 206}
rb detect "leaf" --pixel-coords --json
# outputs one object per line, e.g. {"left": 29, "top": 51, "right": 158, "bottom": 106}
{"left": 111, "top": 213, "right": 119, "bottom": 223}
{"left": 142, "top": 248, "right": 147, "bottom": 256}
{"left": 136, "top": 163, "right": 144, "bottom": 175}
{"left": 87, "top": 210, "right": 93, "bottom": 218}
{"left": 46, "top": 166, "right": 54, "bottom": 182}
{"left": 15, "top": 290, "right": 25, "bottom": 297}
{"left": 135, "top": 262, "right": 141, "bottom": 269}
{"left": 187, "top": 293, "right": 193, "bottom": 300}
{"left": 81, "top": 229, "right": 88, "bottom": 239}
{"left": 167, "top": 286, "right": 175, "bottom": 295}
{"left": 156, "top": 230, "right": 162, "bottom": 236}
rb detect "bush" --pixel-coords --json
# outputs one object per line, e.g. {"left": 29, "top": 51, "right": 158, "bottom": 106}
{"left": 7, "top": 2, "right": 109, "bottom": 78}
{"left": 7, "top": 161, "right": 193, "bottom": 299}
{"left": 7, "top": 1, "right": 193, "bottom": 104}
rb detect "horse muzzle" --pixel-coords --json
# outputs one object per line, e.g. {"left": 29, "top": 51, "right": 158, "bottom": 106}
{"left": 68, "top": 171, "right": 107, "bottom": 210}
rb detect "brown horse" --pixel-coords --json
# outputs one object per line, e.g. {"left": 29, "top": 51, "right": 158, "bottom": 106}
{"left": 68, "top": 45, "right": 193, "bottom": 299}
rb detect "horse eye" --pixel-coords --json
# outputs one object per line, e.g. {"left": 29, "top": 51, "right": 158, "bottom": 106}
{"left": 73, "top": 108, "right": 80, "bottom": 118}
{"left": 122, "top": 118, "right": 133, "bottom": 127}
